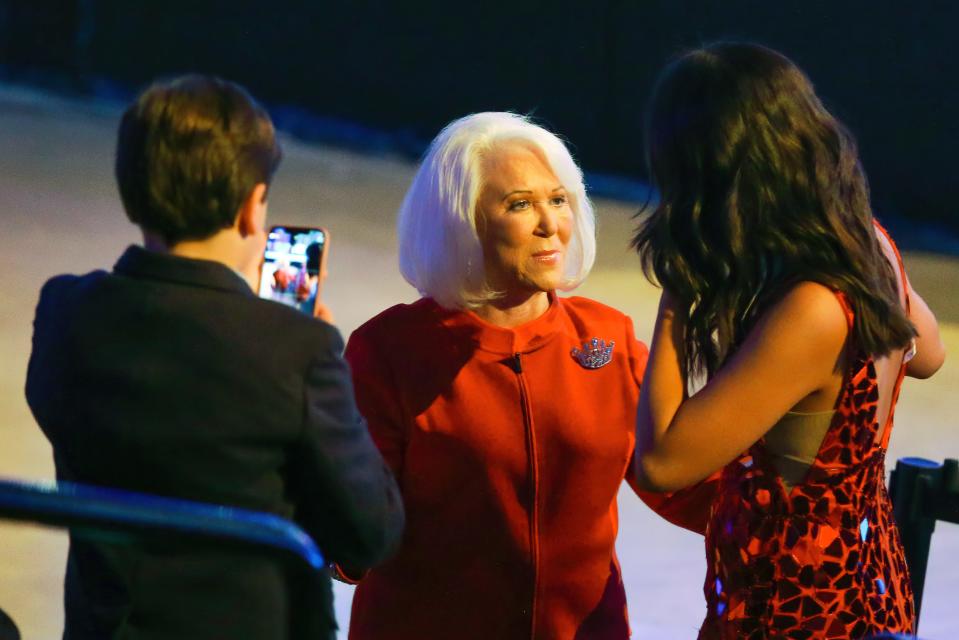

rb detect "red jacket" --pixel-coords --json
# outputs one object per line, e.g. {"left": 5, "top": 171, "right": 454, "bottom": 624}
{"left": 345, "top": 296, "right": 714, "bottom": 639}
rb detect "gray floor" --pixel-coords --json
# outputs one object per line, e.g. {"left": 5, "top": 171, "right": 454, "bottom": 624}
{"left": 1, "top": 86, "right": 956, "bottom": 638}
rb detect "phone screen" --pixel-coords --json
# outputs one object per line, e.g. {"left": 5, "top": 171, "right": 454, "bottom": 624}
{"left": 258, "top": 226, "right": 327, "bottom": 315}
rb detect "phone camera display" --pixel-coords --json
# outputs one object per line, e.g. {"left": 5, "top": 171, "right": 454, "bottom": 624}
{"left": 259, "top": 227, "right": 326, "bottom": 314}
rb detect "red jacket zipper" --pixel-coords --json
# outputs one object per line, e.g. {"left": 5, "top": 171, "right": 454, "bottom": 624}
{"left": 512, "top": 351, "right": 540, "bottom": 638}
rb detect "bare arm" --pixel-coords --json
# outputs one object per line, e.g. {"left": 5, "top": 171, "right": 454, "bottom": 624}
{"left": 904, "top": 282, "right": 945, "bottom": 379}
{"left": 873, "top": 223, "right": 945, "bottom": 379}
{"left": 635, "top": 282, "right": 849, "bottom": 492}
{"left": 620, "top": 314, "right": 718, "bottom": 534}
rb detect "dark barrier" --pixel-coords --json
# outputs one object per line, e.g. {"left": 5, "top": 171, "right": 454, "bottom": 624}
{"left": 889, "top": 457, "right": 959, "bottom": 630}
{"left": 2, "top": 1, "right": 957, "bottom": 238}
{"left": 0, "top": 475, "right": 328, "bottom": 637}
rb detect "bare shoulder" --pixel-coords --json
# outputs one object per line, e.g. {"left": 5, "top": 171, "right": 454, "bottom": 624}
{"left": 771, "top": 281, "right": 845, "bottom": 318}
{"left": 756, "top": 282, "right": 849, "bottom": 356}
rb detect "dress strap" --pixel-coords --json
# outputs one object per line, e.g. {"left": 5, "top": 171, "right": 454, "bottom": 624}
{"left": 871, "top": 219, "right": 912, "bottom": 449}
{"left": 832, "top": 291, "right": 856, "bottom": 332}
{"left": 872, "top": 219, "right": 911, "bottom": 314}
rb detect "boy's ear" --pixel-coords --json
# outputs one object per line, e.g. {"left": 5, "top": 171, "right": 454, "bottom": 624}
{"left": 236, "top": 183, "right": 268, "bottom": 237}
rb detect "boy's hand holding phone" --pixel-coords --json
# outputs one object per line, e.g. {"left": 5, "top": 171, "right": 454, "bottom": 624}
{"left": 257, "top": 225, "right": 331, "bottom": 321}
{"left": 312, "top": 301, "right": 334, "bottom": 325}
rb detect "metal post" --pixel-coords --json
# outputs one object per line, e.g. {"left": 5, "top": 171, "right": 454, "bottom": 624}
{"left": 935, "top": 459, "right": 959, "bottom": 523}
{"left": 889, "top": 457, "right": 942, "bottom": 627}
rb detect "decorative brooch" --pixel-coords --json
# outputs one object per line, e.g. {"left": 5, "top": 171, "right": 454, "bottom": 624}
{"left": 571, "top": 337, "right": 615, "bottom": 369}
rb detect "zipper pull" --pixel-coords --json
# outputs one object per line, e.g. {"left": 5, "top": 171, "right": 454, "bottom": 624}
{"left": 509, "top": 352, "right": 523, "bottom": 373}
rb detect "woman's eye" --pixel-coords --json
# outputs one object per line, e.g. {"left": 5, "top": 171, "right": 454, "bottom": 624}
{"left": 549, "top": 195, "right": 568, "bottom": 207}
{"left": 508, "top": 199, "right": 531, "bottom": 211}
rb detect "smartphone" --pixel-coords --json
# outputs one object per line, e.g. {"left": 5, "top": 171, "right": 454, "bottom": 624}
{"left": 258, "top": 226, "right": 329, "bottom": 315}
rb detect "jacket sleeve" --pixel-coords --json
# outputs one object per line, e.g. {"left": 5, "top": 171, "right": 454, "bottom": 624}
{"left": 287, "top": 324, "right": 405, "bottom": 571}
{"left": 25, "top": 279, "right": 56, "bottom": 426}
{"left": 629, "top": 464, "right": 720, "bottom": 535}
{"left": 25, "top": 276, "right": 75, "bottom": 430}
{"left": 622, "top": 314, "right": 718, "bottom": 535}
{"left": 326, "top": 323, "right": 411, "bottom": 582}
{"left": 343, "top": 324, "right": 408, "bottom": 483}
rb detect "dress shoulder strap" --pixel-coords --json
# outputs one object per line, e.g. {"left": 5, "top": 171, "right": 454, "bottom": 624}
{"left": 832, "top": 290, "right": 856, "bottom": 332}
{"left": 870, "top": 219, "right": 913, "bottom": 449}
{"left": 872, "top": 219, "right": 911, "bottom": 314}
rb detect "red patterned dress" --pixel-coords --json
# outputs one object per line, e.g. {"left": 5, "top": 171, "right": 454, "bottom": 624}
{"left": 699, "top": 290, "right": 915, "bottom": 639}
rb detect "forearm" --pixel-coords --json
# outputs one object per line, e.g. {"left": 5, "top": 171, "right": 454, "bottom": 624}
{"left": 637, "top": 293, "right": 687, "bottom": 448}
{"left": 302, "top": 420, "right": 404, "bottom": 569}
{"left": 294, "top": 348, "right": 405, "bottom": 570}
{"left": 906, "top": 285, "right": 945, "bottom": 379}
{"left": 636, "top": 292, "right": 688, "bottom": 489}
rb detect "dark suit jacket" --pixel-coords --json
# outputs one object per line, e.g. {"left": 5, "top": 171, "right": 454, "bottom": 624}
{"left": 25, "top": 246, "right": 404, "bottom": 640}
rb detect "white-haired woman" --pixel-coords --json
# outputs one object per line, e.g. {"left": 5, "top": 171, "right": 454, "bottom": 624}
{"left": 342, "top": 112, "right": 714, "bottom": 640}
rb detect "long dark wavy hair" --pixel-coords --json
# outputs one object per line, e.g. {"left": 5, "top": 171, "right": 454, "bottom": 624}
{"left": 632, "top": 42, "right": 916, "bottom": 377}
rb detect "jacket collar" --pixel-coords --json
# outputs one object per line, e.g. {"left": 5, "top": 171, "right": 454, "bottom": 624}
{"left": 113, "top": 245, "right": 254, "bottom": 296}
{"left": 436, "top": 293, "right": 567, "bottom": 355}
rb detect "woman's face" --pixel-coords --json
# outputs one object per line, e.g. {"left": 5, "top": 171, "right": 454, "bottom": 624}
{"left": 476, "top": 142, "right": 573, "bottom": 298}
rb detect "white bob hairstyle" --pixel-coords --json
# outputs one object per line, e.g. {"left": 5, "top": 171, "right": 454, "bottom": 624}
{"left": 397, "top": 112, "right": 597, "bottom": 310}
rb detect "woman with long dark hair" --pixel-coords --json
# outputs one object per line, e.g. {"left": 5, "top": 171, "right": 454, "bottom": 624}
{"left": 633, "top": 43, "right": 945, "bottom": 638}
